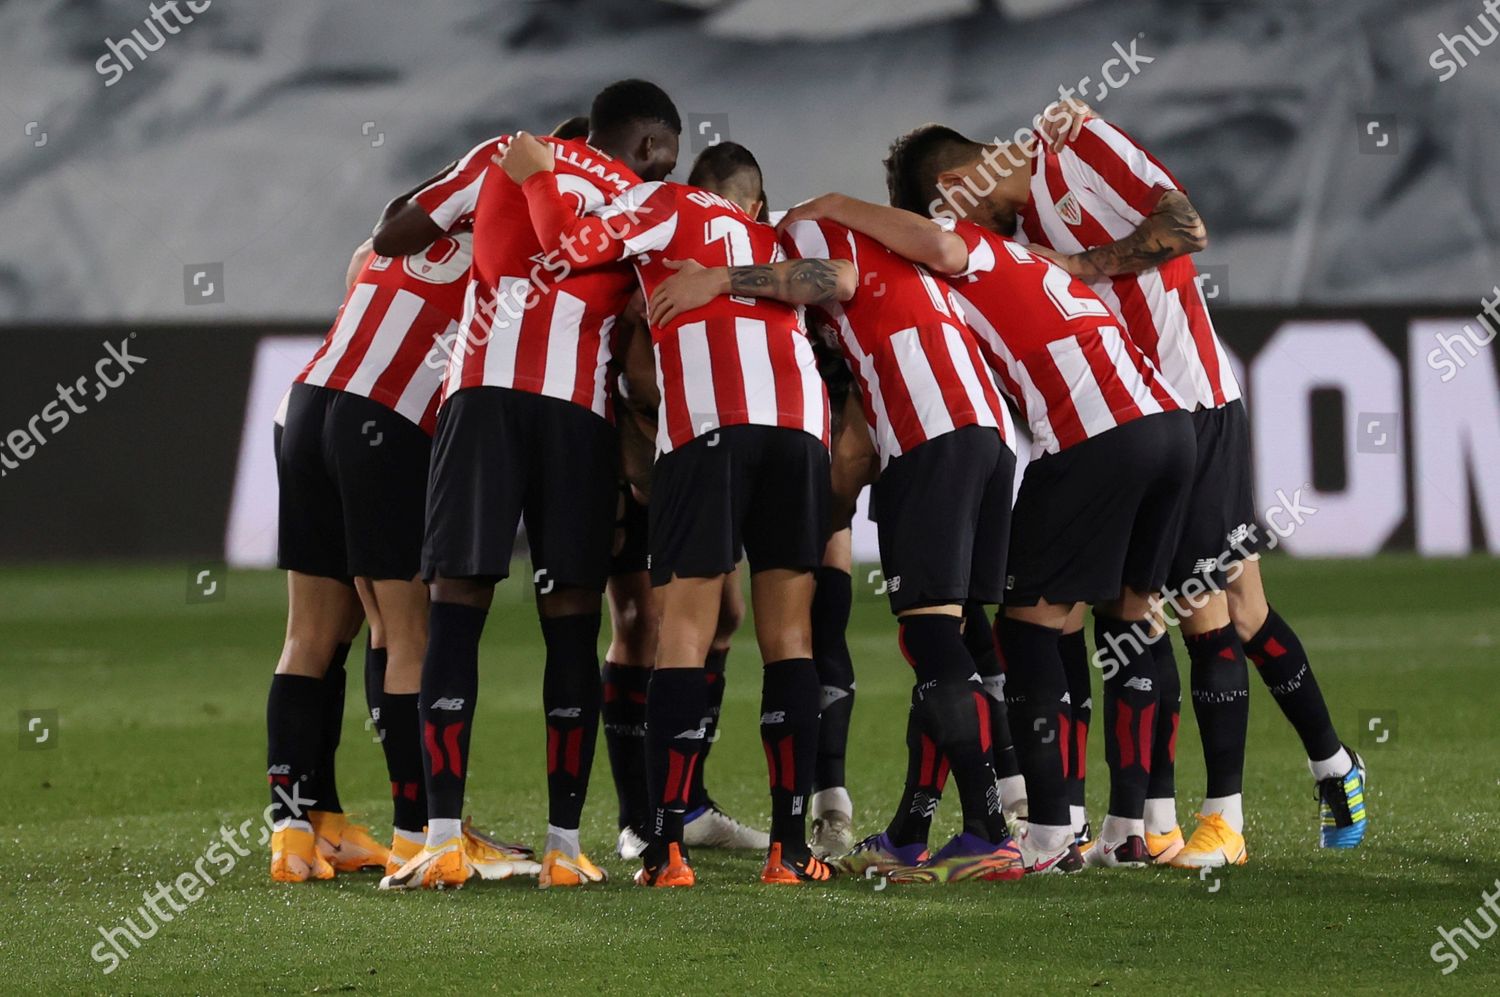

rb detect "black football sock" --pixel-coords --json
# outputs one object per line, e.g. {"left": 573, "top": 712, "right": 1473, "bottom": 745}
{"left": 420, "top": 601, "right": 486, "bottom": 822}
{"left": 996, "top": 616, "right": 1071, "bottom": 829}
{"left": 901, "top": 615, "right": 1006, "bottom": 843}
{"left": 1094, "top": 613, "right": 1158, "bottom": 823}
{"left": 601, "top": 661, "right": 651, "bottom": 833}
{"left": 964, "top": 601, "right": 1019, "bottom": 780}
{"left": 267, "top": 673, "right": 324, "bottom": 823}
{"left": 813, "top": 566, "right": 856, "bottom": 792}
{"left": 1186, "top": 624, "right": 1250, "bottom": 798}
{"left": 363, "top": 639, "right": 387, "bottom": 736}
{"left": 689, "top": 647, "right": 728, "bottom": 811}
{"left": 541, "top": 613, "right": 603, "bottom": 832}
{"left": 645, "top": 667, "right": 708, "bottom": 861}
{"left": 306, "top": 641, "right": 351, "bottom": 814}
{"left": 1245, "top": 607, "right": 1342, "bottom": 763}
{"left": 760, "top": 658, "right": 821, "bottom": 859}
{"left": 377, "top": 691, "right": 426, "bottom": 834}
{"left": 1146, "top": 636, "right": 1181, "bottom": 802}
{"left": 884, "top": 692, "right": 949, "bottom": 848}
{"left": 1059, "top": 627, "right": 1091, "bottom": 812}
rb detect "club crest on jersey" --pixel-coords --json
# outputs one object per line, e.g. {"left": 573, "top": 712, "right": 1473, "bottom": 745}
{"left": 1055, "top": 191, "right": 1083, "bottom": 227}
{"left": 403, "top": 231, "right": 472, "bottom": 286}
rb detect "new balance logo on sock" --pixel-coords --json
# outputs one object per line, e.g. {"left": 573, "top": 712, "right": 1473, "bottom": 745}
{"left": 674, "top": 727, "right": 707, "bottom": 739}
{"left": 548, "top": 707, "right": 582, "bottom": 718}
{"left": 1124, "top": 677, "right": 1154, "bottom": 692}
{"left": 266, "top": 764, "right": 290, "bottom": 776}
{"left": 760, "top": 710, "right": 786, "bottom": 724}
{"left": 430, "top": 697, "right": 466, "bottom": 711}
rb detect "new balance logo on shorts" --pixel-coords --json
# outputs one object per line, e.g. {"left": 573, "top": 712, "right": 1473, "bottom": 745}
{"left": 430, "top": 697, "right": 467, "bottom": 711}
{"left": 1227, "top": 523, "right": 1253, "bottom": 546}
{"left": 1193, "top": 557, "right": 1219, "bottom": 575}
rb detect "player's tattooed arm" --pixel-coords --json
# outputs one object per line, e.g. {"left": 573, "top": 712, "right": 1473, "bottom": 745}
{"left": 727, "top": 259, "right": 855, "bottom": 305}
{"left": 648, "top": 258, "right": 856, "bottom": 326}
{"left": 1038, "top": 190, "right": 1207, "bottom": 279}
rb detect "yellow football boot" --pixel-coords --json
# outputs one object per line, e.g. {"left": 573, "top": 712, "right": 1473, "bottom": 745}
{"left": 270, "top": 825, "right": 336, "bottom": 883}
{"left": 539, "top": 849, "right": 608, "bottom": 888}
{"left": 310, "top": 811, "right": 391, "bottom": 872}
{"left": 1145, "top": 825, "right": 1186, "bottom": 865}
{"left": 1170, "top": 813, "right": 1248, "bottom": 869}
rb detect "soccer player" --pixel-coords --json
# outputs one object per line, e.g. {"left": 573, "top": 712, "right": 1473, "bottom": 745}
{"left": 601, "top": 296, "right": 769, "bottom": 859}
{"left": 848, "top": 149, "right": 1198, "bottom": 869}
{"left": 373, "top": 80, "right": 683, "bottom": 890}
{"left": 958, "top": 102, "right": 1367, "bottom": 861}
{"left": 503, "top": 137, "right": 836, "bottom": 886}
{"left": 268, "top": 225, "right": 515, "bottom": 882}
{"left": 651, "top": 193, "right": 1026, "bottom": 883}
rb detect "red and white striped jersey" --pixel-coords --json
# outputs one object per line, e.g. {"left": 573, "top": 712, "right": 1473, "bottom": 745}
{"left": 522, "top": 175, "right": 828, "bottom": 454}
{"left": 942, "top": 219, "right": 1183, "bottom": 456}
{"left": 778, "top": 217, "right": 1013, "bottom": 467}
{"left": 412, "top": 135, "right": 642, "bottom": 416}
{"left": 295, "top": 233, "right": 471, "bottom": 433}
{"left": 1017, "top": 117, "right": 1240, "bottom": 410}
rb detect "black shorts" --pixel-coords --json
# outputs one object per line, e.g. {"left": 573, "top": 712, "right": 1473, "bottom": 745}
{"left": 610, "top": 480, "right": 650, "bottom": 577}
{"left": 277, "top": 382, "right": 431, "bottom": 582}
{"left": 1169, "top": 399, "right": 1258, "bottom": 589}
{"left": 649, "top": 425, "right": 829, "bottom": 587}
{"left": 1005, "top": 410, "right": 1195, "bottom": 606}
{"left": 873, "top": 425, "right": 1015, "bottom": 614}
{"left": 422, "top": 386, "right": 618, "bottom": 591}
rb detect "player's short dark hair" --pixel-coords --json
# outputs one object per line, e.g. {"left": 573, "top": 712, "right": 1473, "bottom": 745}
{"left": 550, "top": 115, "right": 590, "bottom": 141}
{"left": 688, "top": 142, "right": 764, "bottom": 205}
{"left": 589, "top": 79, "right": 682, "bottom": 139}
{"left": 884, "top": 124, "right": 984, "bottom": 215}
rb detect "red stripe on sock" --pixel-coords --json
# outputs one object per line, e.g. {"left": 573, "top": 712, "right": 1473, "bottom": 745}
{"left": 546, "top": 726, "right": 560, "bottom": 774}
{"left": 1167, "top": 712, "right": 1180, "bottom": 764}
{"left": 1115, "top": 703, "right": 1136, "bottom": 769}
{"left": 564, "top": 727, "right": 583, "bottom": 777}
{"left": 974, "top": 691, "right": 992, "bottom": 754}
{"left": 1138, "top": 704, "right": 1156, "bottom": 774}
{"left": 423, "top": 722, "right": 445, "bottom": 776}
{"left": 403, "top": 781, "right": 419, "bottom": 801}
{"left": 442, "top": 722, "right": 465, "bottom": 778}
{"left": 1075, "top": 721, "right": 1089, "bottom": 780}
{"left": 1060, "top": 713, "right": 1073, "bottom": 779}
{"left": 1262, "top": 636, "right": 1287, "bottom": 658}
{"left": 762, "top": 737, "right": 777, "bottom": 789}
{"left": 778, "top": 735, "right": 796, "bottom": 792}
{"left": 919, "top": 733, "right": 937, "bottom": 787}
{"left": 935, "top": 756, "right": 951, "bottom": 791}
{"left": 679, "top": 752, "right": 699, "bottom": 804}
{"left": 665, "top": 749, "right": 687, "bottom": 804}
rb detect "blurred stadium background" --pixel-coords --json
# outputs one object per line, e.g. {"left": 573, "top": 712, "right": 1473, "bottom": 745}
{"left": 1, "top": 0, "right": 1496, "bottom": 568}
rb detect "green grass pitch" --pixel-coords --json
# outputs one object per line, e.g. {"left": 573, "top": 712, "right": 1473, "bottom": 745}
{"left": 3, "top": 557, "right": 1499, "bottom": 994}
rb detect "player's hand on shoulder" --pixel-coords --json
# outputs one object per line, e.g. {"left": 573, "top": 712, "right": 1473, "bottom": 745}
{"left": 1035, "top": 98, "right": 1096, "bottom": 152}
{"left": 496, "top": 131, "right": 555, "bottom": 184}
{"left": 775, "top": 193, "right": 846, "bottom": 235}
{"left": 649, "top": 259, "right": 722, "bottom": 326}
{"left": 1026, "top": 243, "right": 1089, "bottom": 278}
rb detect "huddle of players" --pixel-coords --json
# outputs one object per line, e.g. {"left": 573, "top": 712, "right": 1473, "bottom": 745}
{"left": 263, "top": 77, "right": 1370, "bottom": 889}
